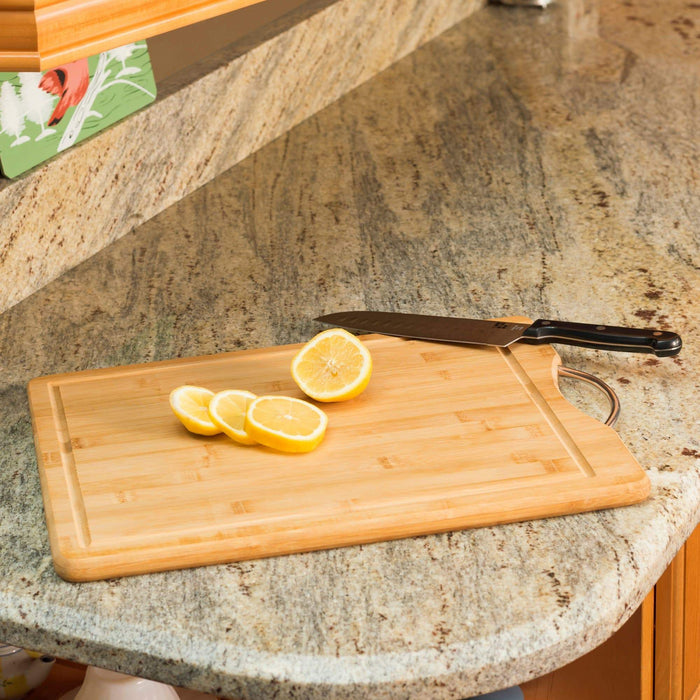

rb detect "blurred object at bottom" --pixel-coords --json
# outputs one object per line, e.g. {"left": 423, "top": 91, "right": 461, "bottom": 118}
{"left": 489, "top": 0, "right": 552, "bottom": 7}
{"left": 472, "top": 686, "right": 524, "bottom": 699}
{"left": 60, "top": 666, "right": 177, "bottom": 698}
{"left": 58, "top": 665, "right": 220, "bottom": 699}
{"left": 0, "top": 644, "right": 55, "bottom": 699}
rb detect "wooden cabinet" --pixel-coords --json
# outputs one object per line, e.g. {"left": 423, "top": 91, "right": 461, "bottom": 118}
{"left": 655, "top": 524, "right": 700, "bottom": 700}
{"left": 523, "top": 524, "right": 700, "bottom": 700}
{"left": 0, "top": 0, "right": 270, "bottom": 71}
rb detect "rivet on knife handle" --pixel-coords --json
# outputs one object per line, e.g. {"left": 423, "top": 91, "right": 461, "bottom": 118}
{"left": 521, "top": 319, "right": 682, "bottom": 357}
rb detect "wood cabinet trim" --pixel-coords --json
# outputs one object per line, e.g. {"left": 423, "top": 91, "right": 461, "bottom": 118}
{"left": 641, "top": 591, "right": 655, "bottom": 700}
{"left": 655, "top": 543, "right": 686, "bottom": 700}
{"left": 684, "top": 526, "right": 700, "bottom": 699}
{"left": 0, "top": 0, "right": 269, "bottom": 70}
{"left": 654, "top": 523, "right": 700, "bottom": 700}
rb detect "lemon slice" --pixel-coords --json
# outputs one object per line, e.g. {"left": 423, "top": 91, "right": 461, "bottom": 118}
{"left": 291, "top": 328, "right": 372, "bottom": 402}
{"left": 208, "top": 389, "right": 258, "bottom": 445}
{"left": 245, "top": 395, "right": 328, "bottom": 453}
{"left": 169, "top": 385, "right": 222, "bottom": 435}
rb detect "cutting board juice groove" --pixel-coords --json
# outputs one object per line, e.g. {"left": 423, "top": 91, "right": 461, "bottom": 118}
{"left": 499, "top": 348, "right": 595, "bottom": 477}
{"left": 47, "top": 383, "right": 92, "bottom": 548}
{"left": 28, "top": 332, "right": 650, "bottom": 581}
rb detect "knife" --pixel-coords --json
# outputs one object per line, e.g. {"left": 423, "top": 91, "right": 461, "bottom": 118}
{"left": 314, "top": 311, "right": 682, "bottom": 357}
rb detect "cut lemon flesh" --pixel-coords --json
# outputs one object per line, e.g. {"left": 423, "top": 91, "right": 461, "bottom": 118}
{"left": 291, "top": 328, "right": 372, "bottom": 402}
{"left": 245, "top": 395, "right": 328, "bottom": 453}
{"left": 208, "top": 389, "right": 258, "bottom": 445}
{"left": 169, "top": 385, "right": 221, "bottom": 436}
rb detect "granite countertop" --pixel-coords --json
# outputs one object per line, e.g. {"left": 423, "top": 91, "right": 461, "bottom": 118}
{"left": 0, "top": 0, "right": 698, "bottom": 698}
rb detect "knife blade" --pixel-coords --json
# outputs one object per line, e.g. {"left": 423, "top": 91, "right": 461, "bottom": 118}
{"left": 314, "top": 311, "right": 682, "bottom": 357}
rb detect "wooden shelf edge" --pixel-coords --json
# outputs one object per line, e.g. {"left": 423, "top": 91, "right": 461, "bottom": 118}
{"left": 0, "top": 0, "right": 270, "bottom": 70}
{"left": 0, "top": 51, "right": 42, "bottom": 71}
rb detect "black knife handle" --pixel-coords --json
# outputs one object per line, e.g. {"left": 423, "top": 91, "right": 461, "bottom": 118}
{"left": 522, "top": 319, "right": 682, "bottom": 357}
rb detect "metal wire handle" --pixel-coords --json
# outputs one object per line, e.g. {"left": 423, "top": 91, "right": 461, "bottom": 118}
{"left": 557, "top": 365, "right": 621, "bottom": 427}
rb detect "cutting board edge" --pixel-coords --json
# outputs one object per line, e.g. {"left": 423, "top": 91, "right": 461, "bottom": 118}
{"left": 46, "top": 462, "right": 651, "bottom": 582}
{"left": 28, "top": 377, "right": 73, "bottom": 579}
{"left": 25, "top": 333, "right": 409, "bottom": 391}
{"left": 50, "top": 470, "right": 651, "bottom": 582}
{"left": 26, "top": 343, "right": 297, "bottom": 390}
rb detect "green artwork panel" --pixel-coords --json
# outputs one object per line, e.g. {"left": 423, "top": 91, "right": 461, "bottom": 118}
{"left": 0, "top": 42, "right": 157, "bottom": 178}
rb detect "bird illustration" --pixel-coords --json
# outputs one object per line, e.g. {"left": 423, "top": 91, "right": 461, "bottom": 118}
{"left": 39, "top": 58, "right": 90, "bottom": 126}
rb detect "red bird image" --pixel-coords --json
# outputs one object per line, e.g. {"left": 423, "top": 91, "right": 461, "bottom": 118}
{"left": 39, "top": 58, "right": 90, "bottom": 126}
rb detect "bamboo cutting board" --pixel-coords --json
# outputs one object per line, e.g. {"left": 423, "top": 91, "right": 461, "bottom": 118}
{"left": 28, "top": 330, "right": 650, "bottom": 581}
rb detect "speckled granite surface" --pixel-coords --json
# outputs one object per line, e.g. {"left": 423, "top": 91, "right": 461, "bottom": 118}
{"left": 0, "top": 0, "right": 483, "bottom": 317}
{"left": 0, "top": 0, "right": 698, "bottom": 698}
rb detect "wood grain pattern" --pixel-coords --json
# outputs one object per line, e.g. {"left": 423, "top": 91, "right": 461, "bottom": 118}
{"left": 652, "top": 524, "right": 700, "bottom": 700}
{"left": 27, "top": 331, "right": 650, "bottom": 581}
{"left": 641, "top": 590, "right": 655, "bottom": 700}
{"left": 0, "top": 0, "right": 270, "bottom": 70}
{"left": 655, "top": 544, "right": 686, "bottom": 700}
{"left": 685, "top": 526, "right": 700, "bottom": 700}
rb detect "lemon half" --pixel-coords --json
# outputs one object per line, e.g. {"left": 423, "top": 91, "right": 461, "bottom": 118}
{"left": 291, "top": 328, "right": 372, "bottom": 402}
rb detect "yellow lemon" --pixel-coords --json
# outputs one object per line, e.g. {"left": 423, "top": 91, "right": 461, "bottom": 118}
{"left": 291, "top": 328, "right": 372, "bottom": 402}
{"left": 169, "top": 385, "right": 221, "bottom": 436}
{"left": 245, "top": 395, "right": 328, "bottom": 453}
{"left": 208, "top": 389, "right": 258, "bottom": 445}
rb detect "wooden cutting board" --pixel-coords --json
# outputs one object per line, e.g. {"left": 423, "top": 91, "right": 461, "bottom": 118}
{"left": 28, "top": 329, "right": 650, "bottom": 581}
